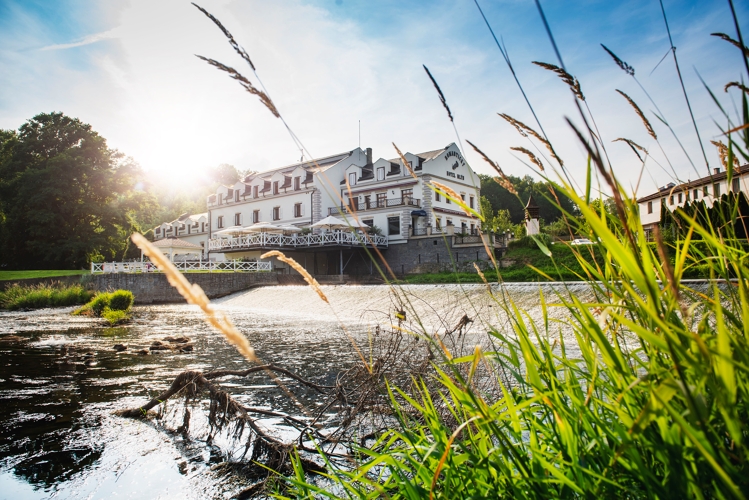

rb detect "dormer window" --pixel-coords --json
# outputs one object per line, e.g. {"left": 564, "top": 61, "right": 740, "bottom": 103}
{"left": 253, "top": 185, "right": 258, "bottom": 198}
{"left": 273, "top": 181, "right": 279, "bottom": 195}
{"left": 294, "top": 176, "right": 301, "bottom": 190}
{"left": 377, "top": 167, "right": 385, "bottom": 181}
{"left": 235, "top": 190, "right": 240, "bottom": 202}
{"left": 348, "top": 172, "right": 357, "bottom": 187}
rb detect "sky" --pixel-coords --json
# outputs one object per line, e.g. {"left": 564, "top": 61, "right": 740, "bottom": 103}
{"left": 0, "top": 0, "right": 747, "bottom": 197}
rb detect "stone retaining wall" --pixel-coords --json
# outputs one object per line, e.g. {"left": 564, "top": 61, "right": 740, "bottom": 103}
{"left": 91, "top": 272, "right": 279, "bottom": 304}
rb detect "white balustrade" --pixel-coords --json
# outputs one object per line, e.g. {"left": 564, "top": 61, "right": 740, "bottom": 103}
{"left": 91, "top": 260, "right": 272, "bottom": 274}
{"left": 207, "top": 231, "right": 388, "bottom": 252}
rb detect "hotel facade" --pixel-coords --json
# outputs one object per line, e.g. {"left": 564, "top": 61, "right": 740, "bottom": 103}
{"left": 153, "top": 143, "right": 494, "bottom": 275}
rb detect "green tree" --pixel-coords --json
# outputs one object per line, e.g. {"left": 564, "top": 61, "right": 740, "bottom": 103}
{"left": 0, "top": 112, "right": 153, "bottom": 269}
{"left": 479, "top": 173, "right": 576, "bottom": 224}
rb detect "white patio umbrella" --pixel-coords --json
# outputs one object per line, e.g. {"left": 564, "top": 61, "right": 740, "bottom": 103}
{"left": 244, "top": 221, "right": 282, "bottom": 233}
{"left": 275, "top": 224, "right": 303, "bottom": 234}
{"left": 348, "top": 218, "right": 372, "bottom": 231}
{"left": 310, "top": 215, "right": 348, "bottom": 231}
{"left": 214, "top": 226, "right": 244, "bottom": 237}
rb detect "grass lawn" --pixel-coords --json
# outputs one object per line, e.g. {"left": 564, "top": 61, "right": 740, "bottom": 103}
{"left": 0, "top": 270, "right": 89, "bottom": 281}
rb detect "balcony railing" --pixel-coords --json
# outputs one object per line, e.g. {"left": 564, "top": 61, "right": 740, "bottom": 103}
{"left": 208, "top": 231, "right": 388, "bottom": 252}
{"left": 91, "top": 260, "right": 272, "bottom": 274}
{"left": 328, "top": 197, "right": 420, "bottom": 216}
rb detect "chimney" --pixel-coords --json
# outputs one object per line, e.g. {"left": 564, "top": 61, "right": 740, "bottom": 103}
{"left": 366, "top": 147, "right": 372, "bottom": 166}
{"left": 714, "top": 167, "right": 721, "bottom": 175}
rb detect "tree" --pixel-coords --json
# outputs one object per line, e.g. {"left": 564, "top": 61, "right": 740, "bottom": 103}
{"left": 0, "top": 112, "right": 153, "bottom": 269}
{"left": 479, "top": 173, "right": 576, "bottom": 224}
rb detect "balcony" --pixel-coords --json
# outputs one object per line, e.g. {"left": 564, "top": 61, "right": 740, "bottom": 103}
{"left": 208, "top": 231, "right": 388, "bottom": 252}
{"left": 328, "top": 197, "right": 420, "bottom": 216}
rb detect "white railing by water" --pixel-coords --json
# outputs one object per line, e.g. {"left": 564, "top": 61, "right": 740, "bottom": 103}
{"left": 207, "top": 231, "right": 388, "bottom": 252}
{"left": 91, "top": 260, "right": 272, "bottom": 274}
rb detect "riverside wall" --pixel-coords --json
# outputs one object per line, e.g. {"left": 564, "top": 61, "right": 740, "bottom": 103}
{"left": 91, "top": 272, "right": 279, "bottom": 304}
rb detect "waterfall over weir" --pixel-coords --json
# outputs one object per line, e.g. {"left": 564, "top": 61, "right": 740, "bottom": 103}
{"left": 216, "top": 282, "right": 599, "bottom": 352}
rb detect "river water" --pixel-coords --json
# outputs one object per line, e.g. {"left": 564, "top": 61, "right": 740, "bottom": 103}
{"left": 0, "top": 283, "right": 596, "bottom": 499}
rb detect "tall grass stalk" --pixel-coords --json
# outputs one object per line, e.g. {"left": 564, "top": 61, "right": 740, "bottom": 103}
{"left": 275, "top": 7, "right": 749, "bottom": 500}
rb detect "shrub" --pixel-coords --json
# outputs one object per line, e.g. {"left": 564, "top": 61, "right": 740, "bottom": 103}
{"left": 108, "top": 290, "right": 134, "bottom": 311}
{"left": 73, "top": 289, "right": 134, "bottom": 324}
{"left": 101, "top": 307, "right": 130, "bottom": 326}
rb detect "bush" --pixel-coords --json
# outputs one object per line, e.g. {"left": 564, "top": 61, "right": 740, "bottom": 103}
{"left": 508, "top": 233, "right": 551, "bottom": 249}
{"left": 101, "top": 307, "right": 130, "bottom": 326}
{"left": 74, "top": 289, "right": 134, "bottom": 324}
{"left": 108, "top": 290, "right": 134, "bottom": 311}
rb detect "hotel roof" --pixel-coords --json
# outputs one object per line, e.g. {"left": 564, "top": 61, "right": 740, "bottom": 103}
{"left": 637, "top": 164, "right": 749, "bottom": 203}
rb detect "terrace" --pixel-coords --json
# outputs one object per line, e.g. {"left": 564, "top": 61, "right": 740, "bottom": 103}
{"left": 208, "top": 231, "right": 388, "bottom": 252}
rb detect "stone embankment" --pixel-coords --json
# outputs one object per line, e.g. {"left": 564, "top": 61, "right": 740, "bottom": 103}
{"left": 92, "top": 272, "right": 279, "bottom": 304}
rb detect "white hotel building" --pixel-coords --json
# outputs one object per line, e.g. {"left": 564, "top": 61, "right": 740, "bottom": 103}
{"left": 153, "top": 143, "right": 489, "bottom": 275}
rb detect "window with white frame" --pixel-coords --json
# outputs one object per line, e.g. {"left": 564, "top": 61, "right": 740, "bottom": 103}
{"left": 294, "top": 176, "right": 301, "bottom": 190}
{"left": 234, "top": 213, "right": 241, "bottom": 226}
{"left": 348, "top": 172, "right": 357, "bottom": 186}
{"left": 217, "top": 216, "right": 224, "bottom": 229}
{"left": 253, "top": 210, "right": 260, "bottom": 223}
{"left": 294, "top": 203, "right": 302, "bottom": 218}
{"left": 253, "top": 185, "right": 258, "bottom": 198}
{"left": 377, "top": 167, "right": 385, "bottom": 181}
{"left": 272, "top": 206, "right": 281, "bottom": 220}
{"left": 273, "top": 181, "right": 279, "bottom": 195}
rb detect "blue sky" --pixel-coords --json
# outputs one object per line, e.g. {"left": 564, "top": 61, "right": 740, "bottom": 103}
{"left": 0, "top": 0, "right": 747, "bottom": 195}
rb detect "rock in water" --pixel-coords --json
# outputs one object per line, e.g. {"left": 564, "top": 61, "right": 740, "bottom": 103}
{"left": 113, "top": 344, "right": 127, "bottom": 352}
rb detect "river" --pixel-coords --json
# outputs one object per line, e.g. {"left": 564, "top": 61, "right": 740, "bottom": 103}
{"left": 0, "top": 283, "right": 596, "bottom": 499}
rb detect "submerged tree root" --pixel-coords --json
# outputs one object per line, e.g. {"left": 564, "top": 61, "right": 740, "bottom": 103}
{"left": 115, "top": 314, "right": 480, "bottom": 496}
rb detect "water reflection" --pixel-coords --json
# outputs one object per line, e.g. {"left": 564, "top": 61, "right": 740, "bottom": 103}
{"left": 0, "top": 283, "right": 600, "bottom": 498}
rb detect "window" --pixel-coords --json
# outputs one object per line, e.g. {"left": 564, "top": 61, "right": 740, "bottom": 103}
{"left": 435, "top": 217, "right": 441, "bottom": 228}
{"left": 347, "top": 197, "right": 358, "bottom": 210}
{"left": 201, "top": 223, "right": 205, "bottom": 232}
{"left": 388, "top": 216, "right": 400, "bottom": 235}
{"left": 714, "top": 182, "right": 721, "bottom": 197}
{"left": 293, "top": 176, "right": 299, "bottom": 191}
{"left": 376, "top": 193, "right": 387, "bottom": 208}
{"left": 470, "top": 223, "right": 475, "bottom": 235}
{"left": 693, "top": 188, "right": 699, "bottom": 199}
{"left": 446, "top": 195, "right": 451, "bottom": 204}
{"left": 446, "top": 218, "right": 453, "bottom": 226}
{"left": 234, "top": 213, "right": 241, "bottom": 226}
{"left": 435, "top": 191, "right": 440, "bottom": 202}
{"left": 647, "top": 201, "right": 653, "bottom": 214}
{"left": 669, "top": 195, "right": 674, "bottom": 205}
{"left": 461, "top": 194, "right": 466, "bottom": 201}
{"left": 677, "top": 193, "right": 682, "bottom": 203}
{"left": 364, "top": 195, "right": 371, "bottom": 209}
{"left": 272, "top": 207, "right": 281, "bottom": 220}
{"left": 217, "top": 216, "right": 224, "bottom": 229}
{"left": 377, "top": 167, "right": 385, "bottom": 181}
{"left": 732, "top": 178, "right": 740, "bottom": 192}
{"left": 253, "top": 185, "right": 258, "bottom": 198}
{"left": 253, "top": 210, "right": 260, "bottom": 223}
{"left": 401, "top": 189, "right": 413, "bottom": 204}
{"left": 704, "top": 185, "right": 710, "bottom": 196}
{"left": 294, "top": 203, "right": 302, "bottom": 218}
{"left": 685, "top": 191, "right": 690, "bottom": 201}
{"left": 273, "top": 181, "right": 279, "bottom": 195}
{"left": 235, "top": 190, "right": 240, "bottom": 202}
{"left": 469, "top": 196, "right": 475, "bottom": 209}
{"left": 362, "top": 219, "right": 374, "bottom": 228}
{"left": 348, "top": 172, "right": 357, "bottom": 186}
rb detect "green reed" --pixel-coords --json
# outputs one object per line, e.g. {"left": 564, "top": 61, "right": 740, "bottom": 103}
{"left": 276, "top": 8, "right": 749, "bottom": 500}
